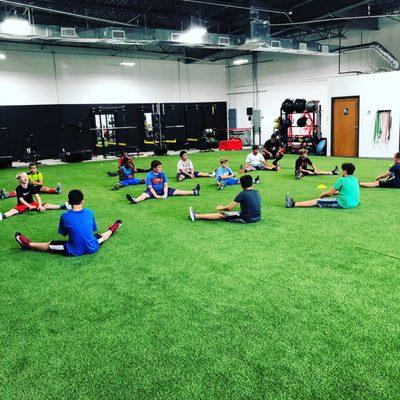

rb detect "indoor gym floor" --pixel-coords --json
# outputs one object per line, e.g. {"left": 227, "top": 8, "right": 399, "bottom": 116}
{"left": 0, "top": 151, "right": 399, "bottom": 400}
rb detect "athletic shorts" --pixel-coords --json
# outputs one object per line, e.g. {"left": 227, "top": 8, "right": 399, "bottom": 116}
{"left": 296, "top": 169, "right": 314, "bottom": 175}
{"left": 49, "top": 234, "right": 103, "bottom": 256}
{"left": 221, "top": 211, "right": 259, "bottom": 224}
{"left": 379, "top": 180, "right": 400, "bottom": 189}
{"left": 14, "top": 202, "right": 46, "bottom": 213}
{"left": 316, "top": 198, "right": 341, "bottom": 208}
{"left": 247, "top": 165, "right": 266, "bottom": 171}
{"left": 145, "top": 188, "right": 176, "bottom": 198}
{"left": 119, "top": 178, "right": 143, "bottom": 187}
{"left": 176, "top": 171, "right": 200, "bottom": 179}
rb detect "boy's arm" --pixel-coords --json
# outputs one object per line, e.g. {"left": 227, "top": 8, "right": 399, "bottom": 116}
{"left": 311, "top": 163, "right": 318, "bottom": 172}
{"left": 320, "top": 188, "right": 338, "bottom": 198}
{"left": 148, "top": 185, "right": 161, "bottom": 199}
{"left": 34, "top": 193, "right": 45, "bottom": 210}
{"left": 19, "top": 197, "right": 34, "bottom": 209}
{"left": 216, "top": 201, "right": 238, "bottom": 212}
{"left": 376, "top": 171, "right": 391, "bottom": 180}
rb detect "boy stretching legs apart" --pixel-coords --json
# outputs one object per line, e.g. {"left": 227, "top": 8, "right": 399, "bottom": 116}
{"left": 126, "top": 160, "right": 200, "bottom": 204}
{"left": 189, "top": 175, "right": 261, "bottom": 223}
{"left": 360, "top": 152, "right": 400, "bottom": 189}
{"left": 240, "top": 145, "right": 277, "bottom": 173}
{"left": 0, "top": 173, "right": 69, "bottom": 221}
{"left": 216, "top": 157, "right": 259, "bottom": 190}
{"left": 176, "top": 151, "right": 215, "bottom": 181}
{"left": 285, "top": 163, "right": 359, "bottom": 209}
{"left": 295, "top": 149, "right": 338, "bottom": 180}
{"left": 15, "top": 190, "right": 122, "bottom": 256}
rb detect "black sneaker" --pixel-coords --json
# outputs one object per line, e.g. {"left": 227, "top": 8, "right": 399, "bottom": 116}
{"left": 332, "top": 166, "right": 339, "bottom": 175}
{"left": 108, "top": 219, "right": 122, "bottom": 234}
{"left": 285, "top": 193, "right": 295, "bottom": 208}
{"left": 193, "top": 184, "right": 200, "bottom": 196}
{"left": 126, "top": 194, "right": 137, "bottom": 204}
{"left": 295, "top": 170, "right": 303, "bottom": 180}
{"left": 254, "top": 175, "right": 260, "bottom": 184}
{"left": 0, "top": 189, "right": 6, "bottom": 200}
{"left": 112, "top": 183, "right": 122, "bottom": 191}
{"left": 107, "top": 172, "right": 118, "bottom": 177}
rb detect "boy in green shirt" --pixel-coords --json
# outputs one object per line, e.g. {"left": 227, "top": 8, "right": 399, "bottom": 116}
{"left": 285, "top": 163, "right": 359, "bottom": 209}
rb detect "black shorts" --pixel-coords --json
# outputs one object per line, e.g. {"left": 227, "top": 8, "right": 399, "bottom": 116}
{"left": 222, "top": 211, "right": 258, "bottom": 224}
{"left": 379, "top": 180, "right": 400, "bottom": 189}
{"left": 49, "top": 234, "right": 103, "bottom": 255}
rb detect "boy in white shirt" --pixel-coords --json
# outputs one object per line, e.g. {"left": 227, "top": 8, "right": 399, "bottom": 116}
{"left": 241, "top": 145, "right": 278, "bottom": 173}
{"left": 176, "top": 151, "right": 215, "bottom": 181}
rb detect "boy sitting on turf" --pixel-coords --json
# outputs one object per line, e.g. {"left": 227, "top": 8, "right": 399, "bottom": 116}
{"left": 0, "top": 172, "right": 70, "bottom": 221}
{"left": 295, "top": 149, "right": 338, "bottom": 180}
{"left": 0, "top": 163, "right": 62, "bottom": 200}
{"left": 126, "top": 160, "right": 200, "bottom": 204}
{"left": 189, "top": 174, "right": 261, "bottom": 223}
{"left": 262, "top": 134, "right": 285, "bottom": 167}
{"left": 360, "top": 152, "right": 400, "bottom": 189}
{"left": 15, "top": 189, "right": 122, "bottom": 256}
{"left": 216, "top": 157, "right": 259, "bottom": 190}
{"left": 285, "top": 162, "right": 359, "bottom": 209}
{"left": 240, "top": 145, "right": 278, "bottom": 173}
{"left": 112, "top": 157, "right": 145, "bottom": 190}
{"left": 107, "top": 152, "right": 150, "bottom": 177}
{"left": 176, "top": 151, "right": 215, "bottom": 181}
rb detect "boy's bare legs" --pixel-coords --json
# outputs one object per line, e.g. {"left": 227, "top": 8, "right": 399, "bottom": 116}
{"left": 2, "top": 208, "right": 20, "bottom": 218}
{"left": 359, "top": 181, "right": 380, "bottom": 188}
{"left": 292, "top": 199, "right": 318, "bottom": 207}
{"left": 44, "top": 203, "right": 63, "bottom": 210}
{"left": 195, "top": 212, "right": 225, "bottom": 220}
{"left": 29, "top": 242, "right": 51, "bottom": 252}
{"left": 173, "top": 189, "right": 196, "bottom": 196}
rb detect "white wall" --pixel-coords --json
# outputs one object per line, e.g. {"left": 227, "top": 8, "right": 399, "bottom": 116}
{"left": 227, "top": 19, "right": 400, "bottom": 158}
{"left": 0, "top": 49, "right": 227, "bottom": 105}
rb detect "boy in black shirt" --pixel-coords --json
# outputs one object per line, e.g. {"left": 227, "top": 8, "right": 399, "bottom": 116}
{"left": 189, "top": 174, "right": 261, "bottom": 223}
{"left": 360, "top": 152, "right": 400, "bottom": 189}
{"left": 0, "top": 172, "right": 70, "bottom": 221}
{"left": 295, "top": 149, "right": 338, "bottom": 180}
{"left": 263, "top": 134, "right": 285, "bottom": 167}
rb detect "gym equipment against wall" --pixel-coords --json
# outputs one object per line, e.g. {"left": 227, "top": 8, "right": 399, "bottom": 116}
{"left": 22, "top": 133, "right": 40, "bottom": 163}
{"left": 281, "top": 99, "right": 295, "bottom": 114}
{"left": 294, "top": 99, "right": 306, "bottom": 113}
{"left": 60, "top": 123, "right": 93, "bottom": 163}
{"left": 0, "top": 127, "right": 13, "bottom": 168}
{"left": 297, "top": 116, "right": 308, "bottom": 127}
{"left": 306, "top": 100, "right": 317, "bottom": 112}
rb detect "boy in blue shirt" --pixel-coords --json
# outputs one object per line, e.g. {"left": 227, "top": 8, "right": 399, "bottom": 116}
{"left": 126, "top": 160, "right": 200, "bottom": 204}
{"left": 360, "top": 152, "right": 400, "bottom": 189}
{"left": 189, "top": 175, "right": 261, "bottom": 223}
{"left": 15, "top": 189, "right": 122, "bottom": 256}
{"left": 285, "top": 163, "right": 359, "bottom": 209}
{"left": 112, "top": 157, "right": 145, "bottom": 190}
{"left": 216, "top": 157, "right": 260, "bottom": 190}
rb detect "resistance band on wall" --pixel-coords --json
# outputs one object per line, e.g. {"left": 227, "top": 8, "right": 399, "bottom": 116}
{"left": 374, "top": 110, "right": 392, "bottom": 144}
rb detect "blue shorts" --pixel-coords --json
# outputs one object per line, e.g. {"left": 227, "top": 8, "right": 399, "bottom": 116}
{"left": 177, "top": 171, "right": 200, "bottom": 179}
{"left": 316, "top": 198, "right": 341, "bottom": 208}
{"left": 218, "top": 178, "right": 238, "bottom": 185}
{"left": 119, "top": 178, "right": 143, "bottom": 187}
{"left": 145, "top": 188, "right": 176, "bottom": 198}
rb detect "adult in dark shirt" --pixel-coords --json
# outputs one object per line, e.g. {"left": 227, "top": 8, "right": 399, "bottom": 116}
{"left": 360, "top": 152, "right": 400, "bottom": 189}
{"left": 263, "top": 133, "right": 285, "bottom": 166}
{"left": 0, "top": 172, "right": 69, "bottom": 221}
{"left": 189, "top": 174, "right": 261, "bottom": 223}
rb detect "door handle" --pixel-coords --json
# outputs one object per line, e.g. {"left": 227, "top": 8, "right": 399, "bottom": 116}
{"left": 355, "top": 126, "right": 359, "bottom": 128}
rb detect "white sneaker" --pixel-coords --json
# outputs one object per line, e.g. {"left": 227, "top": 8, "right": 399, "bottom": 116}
{"left": 189, "top": 207, "right": 197, "bottom": 221}
{"left": 56, "top": 183, "right": 62, "bottom": 194}
{"left": 0, "top": 213, "right": 3, "bottom": 221}
{"left": 210, "top": 171, "right": 216, "bottom": 178}
{"left": 65, "top": 202, "right": 72, "bottom": 210}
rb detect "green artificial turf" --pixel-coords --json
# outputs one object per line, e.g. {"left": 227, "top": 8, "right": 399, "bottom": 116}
{"left": 0, "top": 152, "right": 399, "bottom": 400}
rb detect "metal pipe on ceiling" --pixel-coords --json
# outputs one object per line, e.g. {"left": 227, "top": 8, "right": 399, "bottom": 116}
{"left": 0, "top": 0, "right": 139, "bottom": 27}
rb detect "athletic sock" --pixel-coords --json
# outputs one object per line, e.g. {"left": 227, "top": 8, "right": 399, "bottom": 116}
{"left": 108, "top": 220, "right": 122, "bottom": 235}
{"left": 49, "top": 188, "right": 56, "bottom": 194}
{"left": 7, "top": 191, "right": 16, "bottom": 199}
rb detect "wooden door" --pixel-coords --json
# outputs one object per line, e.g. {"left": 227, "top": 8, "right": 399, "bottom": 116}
{"left": 332, "top": 97, "right": 359, "bottom": 157}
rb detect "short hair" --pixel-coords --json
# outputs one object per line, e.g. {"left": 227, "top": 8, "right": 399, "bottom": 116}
{"left": 271, "top": 133, "right": 277, "bottom": 139}
{"left": 298, "top": 149, "right": 308, "bottom": 156}
{"left": 240, "top": 174, "right": 253, "bottom": 189}
{"left": 151, "top": 160, "right": 162, "bottom": 169}
{"left": 395, "top": 152, "right": 400, "bottom": 159}
{"left": 16, "top": 172, "right": 27, "bottom": 180}
{"left": 252, "top": 145, "right": 259, "bottom": 151}
{"left": 179, "top": 150, "right": 187, "bottom": 158}
{"left": 220, "top": 157, "right": 229, "bottom": 163}
{"left": 342, "top": 162, "right": 355, "bottom": 175}
{"left": 68, "top": 189, "right": 84, "bottom": 205}
{"left": 28, "top": 163, "right": 37, "bottom": 168}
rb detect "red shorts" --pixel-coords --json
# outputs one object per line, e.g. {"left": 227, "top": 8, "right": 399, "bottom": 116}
{"left": 14, "top": 202, "right": 45, "bottom": 213}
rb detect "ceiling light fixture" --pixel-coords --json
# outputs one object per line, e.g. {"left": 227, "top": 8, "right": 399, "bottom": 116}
{"left": 233, "top": 59, "right": 249, "bottom": 66}
{"left": 180, "top": 26, "right": 207, "bottom": 44}
{"left": 120, "top": 61, "right": 136, "bottom": 67}
{"left": 0, "top": 53, "right": 6, "bottom": 60}
{"left": 0, "top": 17, "right": 32, "bottom": 36}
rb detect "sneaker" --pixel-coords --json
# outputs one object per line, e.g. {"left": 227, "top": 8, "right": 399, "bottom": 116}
{"left": 112, "top": 183, "right": 122, "bottom": 191}
{"left": 285, "top": 193, "right": 295, "bottom": 208}
{"left": 210, "top": 171, "right": 216, "bottom": 178}
{"left": 126, "top": 194, "right": 137, "bottom": 204}
{"left": 56, "top": 183, "right": 62, "bottom": 194}
{"left": 0, "top": 213, "right": 3, "bottom": 221}
{"left": 15, "top": 232, "right": 31, "bottom": 249}
{"left": 65, "top": 202, "right": 72, "bottom": 210}
{"left": 189, "top": 207, "right": 198, "bottom": 221}
{"left": 0, "top": 189, "right": 5, "bottom": 200}
{"left": 295, "top": 170, "right": 303, "bottom": 180}
{"left": 193, "top": 184, "right": 201, "bottom": 196}
{"left": 107, "top": 172, "right": 118, "bottom": 177}
{"left": 274, "top": 162, "right": 281, "bottom": 171}
{"left": 217, "top": 181, "right": 225, "bottom": 191}
{"left": 332, "top": 166, "right": 339, "bottom": 175}
{"left": 108, "top": 219, "right": 122, "bottom": 234}
{"left": 254, "top": 175, "right": 260, "bottom": 185}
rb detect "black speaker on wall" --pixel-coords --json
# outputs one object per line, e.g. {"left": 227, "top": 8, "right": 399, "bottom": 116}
{"left": 247, "top": 107, "right": 253, "bottom": 116}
